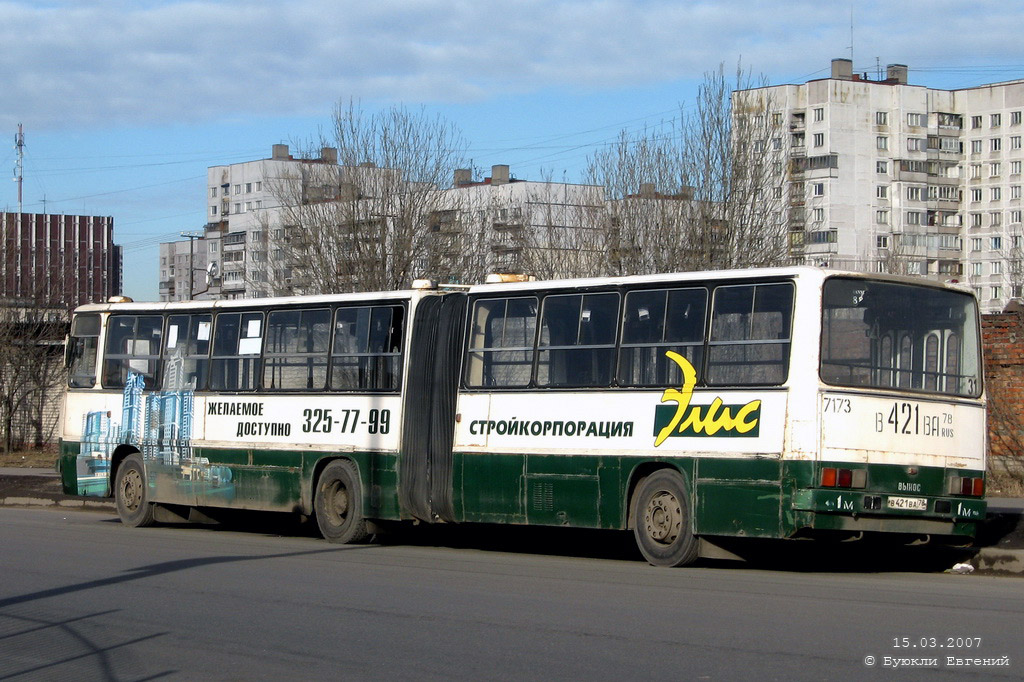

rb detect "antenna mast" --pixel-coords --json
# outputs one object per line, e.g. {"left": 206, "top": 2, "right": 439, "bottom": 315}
{"left": 14, "top": 123, "right": 24, "bottom": 214}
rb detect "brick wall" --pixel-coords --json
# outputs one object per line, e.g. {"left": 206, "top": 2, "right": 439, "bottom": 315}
{"left": 982, "top": 312, "right": 1024, "bottom": 471}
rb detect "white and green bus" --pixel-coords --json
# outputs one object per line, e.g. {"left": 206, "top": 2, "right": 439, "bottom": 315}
{"left": 59, "top": 267, "right": 987, "bottom": 566}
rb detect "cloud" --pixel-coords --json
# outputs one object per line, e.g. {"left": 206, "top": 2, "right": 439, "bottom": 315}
{"left": 1, "top": 0, "right": 1022, "bottom": 131}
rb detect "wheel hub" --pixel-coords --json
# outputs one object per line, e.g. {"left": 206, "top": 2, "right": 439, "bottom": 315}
{"left": 644, "top": 491, "right": 682, "bottom": 545}
{"left": 121, "top": 469, "right": 142, "bottom": 511}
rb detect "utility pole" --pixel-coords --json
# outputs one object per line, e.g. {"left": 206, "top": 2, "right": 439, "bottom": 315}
{"left": 14, "top": 124, "right": 24, "bottom": 214}
{"left": 180, "top": 231, "right": 203, "bottom": 300}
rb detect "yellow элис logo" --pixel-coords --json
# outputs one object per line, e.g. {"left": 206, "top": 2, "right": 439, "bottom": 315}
{"left": 653, "top": 351, "right": 761, "bottom": 446}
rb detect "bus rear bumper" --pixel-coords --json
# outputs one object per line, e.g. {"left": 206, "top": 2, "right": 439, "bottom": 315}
{"left": 791, "top": 489, "right": 985, "bottom": 538}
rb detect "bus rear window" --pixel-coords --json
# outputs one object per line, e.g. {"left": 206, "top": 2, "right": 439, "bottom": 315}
{"left": 820, "top": 278, "right": 982, "bottom": 397}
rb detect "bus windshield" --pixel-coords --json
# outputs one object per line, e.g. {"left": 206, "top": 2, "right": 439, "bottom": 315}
{"left": 820, "top": 277, "right": 982, "bottom": 398}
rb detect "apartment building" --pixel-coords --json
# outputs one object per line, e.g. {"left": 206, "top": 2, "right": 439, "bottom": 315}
{"left": 160, "top": 144, "right": 338, "bottom": 301}
{"left": 740, "top": 59, "right": 1024, "bottom": 312}
{"left": 161, "top": 149, "right": 604, "bottom": 298}
{"left": 1, "top": 211, "right": 121, "bottom": 309}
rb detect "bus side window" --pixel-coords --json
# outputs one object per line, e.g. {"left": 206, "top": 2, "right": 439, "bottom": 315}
{"left": 68, "top": 313, "right": 101, "bottom": 388}
{"left": 537, "top": 292, "right": 618, "bottom": 388}
{"left": 264, "top": 308, "right": 330, "bottom": 391}
{"left": 706, "top": 283, "right": 793, "bottom": 386}
{"left": 330, "top": 305, "right": 403, "bottom": 391}
{"left": 465, "top": 297, "right": 537, "bottom": 388}
{"left": 102, "top": 315, "right": 164, "bottom": 390}
{"left": 209, "top": 312, "right": 263, "bottom": 391}
{"left": 619, "top": 287, "right": 707, "bottom": 387}
{"left": 164, "top": 314, "right": 212, "bottom": 391}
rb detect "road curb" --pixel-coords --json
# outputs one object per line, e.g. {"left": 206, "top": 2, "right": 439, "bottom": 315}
{"left": 970, "top": 548, "right": 1024, "bottom": 574}
{"left": 1, "top": 496, "right": 115, "bottom": 511}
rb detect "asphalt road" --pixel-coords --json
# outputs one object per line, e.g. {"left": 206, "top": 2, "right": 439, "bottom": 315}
{"left": 1, "top": 507, "right": 1021, "bottom": 681}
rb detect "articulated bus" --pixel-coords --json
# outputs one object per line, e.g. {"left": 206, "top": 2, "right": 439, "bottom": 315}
{"left": 58, "top": 267, "right": 987, "bottom": 566}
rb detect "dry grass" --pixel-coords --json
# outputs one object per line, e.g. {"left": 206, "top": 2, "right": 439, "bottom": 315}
{"left": 0, "top": 449, "right": 57, "bottom": 468}
{"left": 987, "top": 469, "right": 1024, "bottom": 498}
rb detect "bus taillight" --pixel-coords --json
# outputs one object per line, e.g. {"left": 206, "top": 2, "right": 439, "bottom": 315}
{"left": 820, "top": 467, "right": 866, "bottom": 489}
{"left": 950, "top": 476, "right": 985, "bottom": 497}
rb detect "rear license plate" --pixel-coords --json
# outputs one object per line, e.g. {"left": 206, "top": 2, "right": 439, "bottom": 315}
{"left": 887, "top": 496, "right": 927, "bottom": 511}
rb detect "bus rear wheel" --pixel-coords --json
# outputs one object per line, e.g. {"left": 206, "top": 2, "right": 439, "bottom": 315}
{"left": 633, "top": 469, "right": 698, "bottom": 567}
{"left": 114, "top": 454, "right": 155, "bottom": 528}
{"left": 315, "top": 460, "right": 370, "bottom": 544}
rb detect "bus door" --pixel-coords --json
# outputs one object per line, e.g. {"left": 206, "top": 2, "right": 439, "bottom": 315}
{"left": 399, "top": 293, "right": 468, "bottom": 522}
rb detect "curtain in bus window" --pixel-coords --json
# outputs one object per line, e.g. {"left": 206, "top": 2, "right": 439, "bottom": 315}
{"left": 537, "top": 292, "right": 618, "bottom": 388}
{"left": 330, "top": 305, "right": 403, "bottom": 391}
{"left": 163, "top": 314, "right": 211, "bottom": 391}
{"left": 465, "top": 297, "right": 537, "bottom": 388}
{"left": 706, "top": 283, "right": 793, "bottom": 386}
{"left": 619, "top": 287, "right": 707, "bottom": 387}
{"left": 209, "top": 312, "right": 263, "bottom": 391}
{"left": 102, "top": 315, "right": 163, "bottom": 389}
{"left": 263, "top": 308, "right": 330, "bottom": 390}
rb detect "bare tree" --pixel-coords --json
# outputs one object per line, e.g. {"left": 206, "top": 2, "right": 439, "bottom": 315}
{"left": 0, "top": 297, "right": 66, "bottom": 452}
{"left": 268, "top": 102, "right": 472, "bottom": 294}
{"left": 585, "top": 63, "right": 788, "bottom": 276}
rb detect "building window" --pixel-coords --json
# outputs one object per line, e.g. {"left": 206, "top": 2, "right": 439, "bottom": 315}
{"left": 992, "top": 212, "right": 1003, "bottom": 227}
{"left": 1012, "top": 161, "right": 1022, "bottom": 175}
{"left": 792, "top": 133, "right": 805, "bottom": 147}
{"left": 876, "top": 160, "right": 888, "bottom": 174}
{"left": 993, "top": 261, "right": 1003, "bottom": 275}
{"left": 971, "top": 188, "right": 982, "bottom": 202}
{"left": 971, "top": 140, "right": 983, "bottom": 154}
{"left": 907, "top": 113, "right": 926, "bottom": 127}
{"left": 812, "top": 208, "right": 825, "bottom": 222}
{"left": 771, "top": 112, "right": 783, "bottom": 126}
{"left": 1012, "top": 185, "right": 1022, "bottom": 199}
{"left": 971, "top": 262, "right": 983, "bottom": 277}
{"left": 876, "top": 136, "right": 888, "bottom": 150}
{"left": 1012, "top": 136, "right": 1022, "bottom": 150}
{"left": 992, "top": 236, "right": 1003, "bottom": 250}
{"left": 972, "top": 116, "right": 983, "bottom": 129}
{"left": 814, "top": 108, "right": 824, "bottom": 122}
{"left": 993, "top": 286, "right": 1003, "bottom": 300}
{"left": 907, "top": 138, "right": 926, "bottom": 152}
{"left": 210, "top": 206, "right": 218, "bottom": 216}
{"left": 992, "top": 138, "right": 1002, "bottom": 152}
{"left": 876, "top": 185, "right": 888, "bottom": 199}
{"left": 875, "top": 210, "right": 889, "bottom": 225}
{"left": 876, "top": 235, "right": 889, "bottom": 249}
{"left": 813, "top": 132, "right": 824, "bottom": 147}
{"left": 906, "top": 211, "right": 922, "bottom": 225}
{"left": 907, "top": 186, "right": 923, "bottom": 201}
{"left": 970, "top": 164, "right": 982, "bottom": 179}
{"left": 992, "top": 114, "right": 1002, "bottom": 127}
{"left": 1013, "top": 210, "right": 1023, "bottom": 224}
{"left": 209, "top": 187, "right": 217, "bottom": 198}
{"left": 245, "top": 182, "right": 252, "bottom": 193}
{"left": 906, "top": 262, "right": 923, "bottom": 275}
{"left": 992, "top": 187, "right": 1002, "bottom": 201}
{"left": 991, "top": 162, "right": 1002, "bottom": 177}
{"left": 812, "top": 182, "right": 824, "bottom": 196}
{"left": 971, "top": 213, "right": 983, "bottom": 228}
{"left": 233, "top": 184, "right": 241, "bottom": 195}
{"left": 1012, "top": 111, "right": 1022, "bottom": 125}
{"left": 876, "top": 111, "right": 888, "bottom": 126}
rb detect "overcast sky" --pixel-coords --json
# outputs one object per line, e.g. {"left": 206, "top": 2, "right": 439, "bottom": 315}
{"left": 2, "top": 0, "right": 1023, "bottom": 299}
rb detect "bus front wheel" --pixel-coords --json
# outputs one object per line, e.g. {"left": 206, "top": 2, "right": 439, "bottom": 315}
{"left": 633, "top": 469, "right": 699, "bottom": 567}
{"left": 114, "top": 454, "right": 155, "bottom": 528}
{"left": 315, "top": 460, "right": 370, "bottom": 544}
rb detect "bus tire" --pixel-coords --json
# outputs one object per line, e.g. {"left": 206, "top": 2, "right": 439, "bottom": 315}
{"left": 632, "top": 469, "right": 698, "bottom": 567}
{"left": 314, "top": 460, "right": 370, "bottom": 544}
{"left": 114, "top": 454, "right": 155, "bottom": 528}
